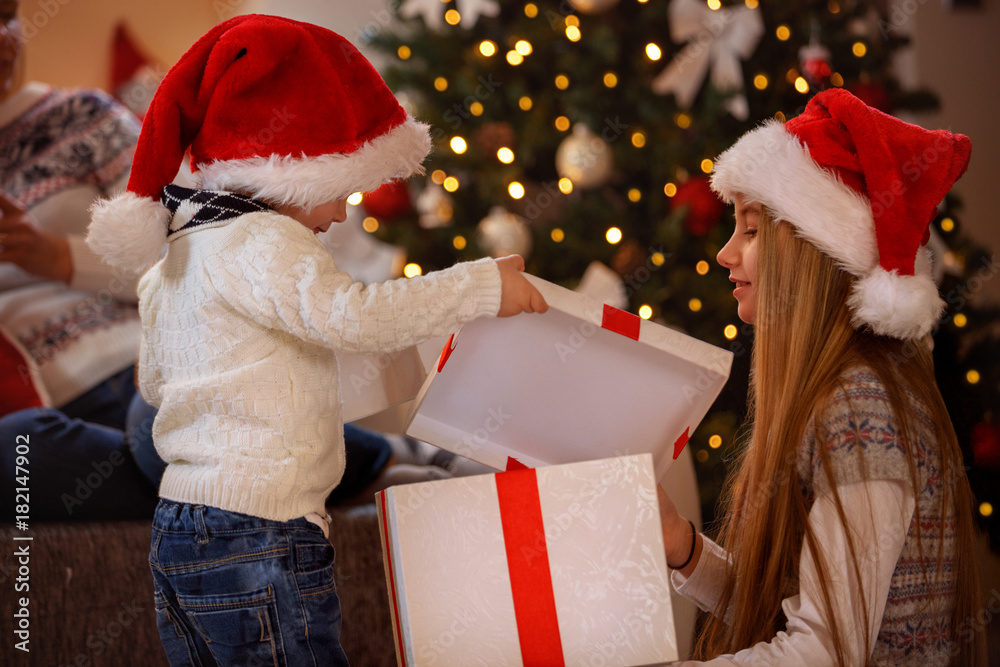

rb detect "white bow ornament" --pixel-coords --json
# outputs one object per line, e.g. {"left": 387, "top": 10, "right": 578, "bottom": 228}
{"left": 652, "top": 0, "right": 764, "bottom": 121}
{"left": 398, "top": 0, "right": 500, "bottom": 31}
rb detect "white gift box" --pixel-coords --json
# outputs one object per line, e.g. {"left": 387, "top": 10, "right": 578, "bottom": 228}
{"left": 405, "top": 273, "right": 733, "bottom": 480}
{"left": 338, "top": 345, "right": 427, "bottom": 423}
{"left": 376, "top": 454, "right": 678, "bottom": 666}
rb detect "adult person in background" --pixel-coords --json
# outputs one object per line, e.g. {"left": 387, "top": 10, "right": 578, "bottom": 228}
{"left": 0, "top": 0, "right": 158, "bottom": 520}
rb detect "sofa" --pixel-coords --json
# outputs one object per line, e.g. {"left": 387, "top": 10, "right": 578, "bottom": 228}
{"left": 0, "top": 504, "right": 397, "bottom": 666}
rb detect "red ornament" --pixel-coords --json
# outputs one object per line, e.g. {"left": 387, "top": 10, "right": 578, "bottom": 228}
{"left": 799, "top": 42, "right": 832, "bottom": 87}
{"left": 673, "top": 176, "right": 726, "bottom": 236}
{"left": 802, "top": 58, "right": 832, "bottom": 86}
{"left": 362, "top": 181, "right": 412, "bottom": 221}
{"left": 972, "top": 420, "right": 1000, "bottom": 469}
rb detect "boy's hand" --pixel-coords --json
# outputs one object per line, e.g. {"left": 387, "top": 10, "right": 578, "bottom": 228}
{"left": 495, "top": 255, "right": 548, "bottom": 317}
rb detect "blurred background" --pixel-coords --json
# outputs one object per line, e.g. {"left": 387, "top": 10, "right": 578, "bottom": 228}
{"left": 19, "top": 0, "right": 1000, "bottom": 651}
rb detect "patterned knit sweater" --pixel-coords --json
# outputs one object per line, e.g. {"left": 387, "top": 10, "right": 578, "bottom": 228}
{"left": 672, "top": 367, "right": 958, "bottom": 665}
{"left": 796, "top": 367, "right": 957, "bottom": 664}
{"left": 140, "top": 186, "right": 503, "bottom": 521}
{"left": 0, "top": 83, "right": 141, "bottom": 407}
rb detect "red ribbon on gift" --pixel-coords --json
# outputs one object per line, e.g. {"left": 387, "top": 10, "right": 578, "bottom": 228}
{"left": 505, "top": 456, "right": 530, "bottom": 471}
{"left": 437, "top": 333, "right": 457, "bottom": 373}
{"left": 673, "top": 427, "right": 691, "bottom": 460}
{"left": 495, "top": 467, "right": 566, "bottom": 666}
{"left": 601, "top": 304, "right": 640, "bottom": 341}
{"left": 378, "top": 489, "right": 409, "bottom": 666}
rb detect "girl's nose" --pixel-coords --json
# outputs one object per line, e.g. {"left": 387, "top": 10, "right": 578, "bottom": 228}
{"left": 332, "top": 199, "right": 348, "bottom": 223}
{"left": 717, "top": 236, "right": 737, "bottom": 269}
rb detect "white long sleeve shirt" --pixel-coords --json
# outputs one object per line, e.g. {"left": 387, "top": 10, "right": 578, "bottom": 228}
{"left": 671, "top": 480, "right": 915, "bottom": 666}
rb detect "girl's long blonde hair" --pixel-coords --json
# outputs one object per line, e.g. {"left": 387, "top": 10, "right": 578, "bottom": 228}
{"left": 694, "top": 211, "right": 983, "bottom": 666}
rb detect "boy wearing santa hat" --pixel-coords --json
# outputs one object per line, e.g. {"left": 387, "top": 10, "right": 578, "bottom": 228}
{"left": 87, "top": 15, "right": 545, "bottom": 665}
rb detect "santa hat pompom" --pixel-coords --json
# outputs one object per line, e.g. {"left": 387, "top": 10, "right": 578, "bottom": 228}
{"left": 87, "top": 192, "right": 169, "bottom": 274}
{"left": 848, "top": 269, "right": 945, "bottom": 340}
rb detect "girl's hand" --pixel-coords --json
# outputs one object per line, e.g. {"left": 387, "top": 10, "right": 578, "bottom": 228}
{"left": 496, "top": 255, "right": 548, "bottom": 317}
{"left": 0, "top": 193, "right": 73, "bottom": 284}
{"left": 658, "top": 485, "right": 697, "bottom": 569}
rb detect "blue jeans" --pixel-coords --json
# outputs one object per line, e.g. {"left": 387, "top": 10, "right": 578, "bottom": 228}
{"left": 0, "top": 366, "right": 160, "bottom": 521}
{"left": 149, "top": 501, "right": 349, "bottom": 666}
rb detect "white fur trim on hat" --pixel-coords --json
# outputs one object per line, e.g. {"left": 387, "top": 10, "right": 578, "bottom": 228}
{"left": 87, "top": 191, "right": 170, "bottom": 274}
{"left": 712, "top": 120, "right": 948, "bottom": 339}
{"left": 847, "top": 268, "right": 945, "bottom": 339}
{"left": 197, "top": 116, "right": 432, "bottom": 210}
{"left": 711, "top": 120, "right": 878, "bottom": 277}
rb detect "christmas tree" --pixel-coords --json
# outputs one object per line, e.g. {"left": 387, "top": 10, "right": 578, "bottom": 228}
{"left": 364, "top": 0, "right": 998, "bottom": 530}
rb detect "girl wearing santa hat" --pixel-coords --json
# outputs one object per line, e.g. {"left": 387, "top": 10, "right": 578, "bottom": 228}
{"left": 659, "top": 89, "right": 983, "bottom": 666}
{"left": 87, "top": 15, "right": 546, "bottom": 666}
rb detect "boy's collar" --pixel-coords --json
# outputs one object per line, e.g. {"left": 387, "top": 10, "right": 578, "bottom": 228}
{"left": 161, "top": 185, "right": 273, "bottom": 240}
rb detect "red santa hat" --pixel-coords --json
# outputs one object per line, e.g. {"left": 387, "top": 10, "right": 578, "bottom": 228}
{"left": 711, "top": 88, "right": 971, "bottom": 340}
{"left": 88, "top": 14, "right": 431, "bottom": 273}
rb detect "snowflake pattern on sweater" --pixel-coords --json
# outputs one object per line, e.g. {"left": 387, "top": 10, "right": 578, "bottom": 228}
{"left": 0, "top": 87, "right": 138, "bottom": 208}
{"left": 0, "top": 84, "right": 141, "bottom": 406}
{"left": 797, "top": 367, "right": 957, "bottom": 665}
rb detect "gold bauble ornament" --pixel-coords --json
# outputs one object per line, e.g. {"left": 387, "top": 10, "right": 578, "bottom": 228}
{"left": 476, "top": 206, "right": 532, "bottom": 258}
{"left": 555, "top": 124, "right": 614, "bottom": 189}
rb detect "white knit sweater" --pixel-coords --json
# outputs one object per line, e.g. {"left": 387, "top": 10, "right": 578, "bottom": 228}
{"left": 139, "top": 193, "right": 503, "bottom": 521}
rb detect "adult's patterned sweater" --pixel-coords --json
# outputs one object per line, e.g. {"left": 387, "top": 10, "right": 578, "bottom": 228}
{"left": 0, "top": 82, "right": 140, "bottom": 407}
{"left": 139, "top": 186, "right": 503, "bottom": 522}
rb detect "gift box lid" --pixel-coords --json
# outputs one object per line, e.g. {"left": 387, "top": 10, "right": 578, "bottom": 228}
{"left": 405, "top": 273, "right": 733, "bottom": 480}
{"left": 376, "top": 453, "right": 678, "bottom": 666}
{"left": 338, "top": 345, "right": 427, "bottom": 423}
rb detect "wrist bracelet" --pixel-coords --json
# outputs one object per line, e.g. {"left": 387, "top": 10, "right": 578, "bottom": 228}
{"left": 671, "top": 519, "right": 697, "bottom": 570}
